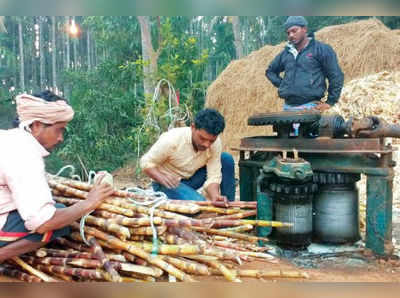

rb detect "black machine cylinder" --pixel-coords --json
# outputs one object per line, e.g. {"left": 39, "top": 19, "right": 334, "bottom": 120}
{"left": 313, "top": 172, "right": 361, "bottom": 244}
{"left": 270, "top": 182, "right": 317, "bottom": 248}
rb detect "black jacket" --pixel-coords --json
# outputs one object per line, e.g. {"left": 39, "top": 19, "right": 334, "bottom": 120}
{"left": 266, "top": 36, "right": 344, "bottom": 106}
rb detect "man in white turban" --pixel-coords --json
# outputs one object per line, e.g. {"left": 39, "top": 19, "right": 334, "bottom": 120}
{"left": 0, "top": 90, "right": 114, "bottom": 261}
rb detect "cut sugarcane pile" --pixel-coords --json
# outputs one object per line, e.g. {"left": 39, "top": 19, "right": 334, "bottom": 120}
{"left": 0, "top": 175, "right": 307, "bottom": 282}
{"left": 330, "top": 71, "right": 400, "bottom": 123}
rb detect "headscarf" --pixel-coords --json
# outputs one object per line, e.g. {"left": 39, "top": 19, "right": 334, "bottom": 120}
{"left": 15, "top": 93, "right": 74, "bottom": 129}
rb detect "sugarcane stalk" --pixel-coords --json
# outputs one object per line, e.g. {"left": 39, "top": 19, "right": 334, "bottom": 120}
{"left": 237, "top": 251, "right": 277, "bottom": 263}
{"left": 53, "top": 196, "right": 80, "bottom": 205}
{"left": 54, "top": 237, "right": 91, "bottom": 252}
{"left": 240, "top": 219, "right": 293, "bottom": 228}
{"left": 192, "top": 226, "right": 269, "bottom": 243}
{"left": 210, "top": 269, "right": 309, "bottom": 279}
{"left": 84, "top": 215, "right": 131, "bottom": 240}
{"left": 129, "top": 225, "right": 167, "bottom": 236}
{"left": 169, "top": 200, "right": 257, "bottom": 209}
{"left": 48, "top": 180, "right": 89, "bottom": 199}
{"left": 220, "top": 224, "right": 254, "bottom": 233}
{"left": 35, "top": 248, "right": 127, "bottom": 262}
{"left": 160, "top": 233, "right": 187, "bottom": 245}
{"left": 212, "top": 241, "right": 251, "bottom": 252}
{"left": 185, "top": 255, "right": 219, "bottom": 262}
{"left": 117, "top": 263, "right": 163, "bottom": 277}
{"left": 86, "top": 235, "right": 122, "bottom": 282}
{"left": 48, "top": 176, "right": 93, "bottom": 192}
{"left": 127, "top": 241, "right": 202, "bottom": 255}
{"left": 22, "top": 256, "right": 101, "bottom": 269}
{"left": 52, "top": 272, "right": 73, "bottom": 282}
{"left": 104, "top": 198, "right": 189, "bottom": 220}
{"left": 30, "top": 263, "right": 106, "bottom": 281}
{"left": 158, "top": 255, "right": 210, "bottom": 276}
{"left": 125, "top": 272, "right": 157, "bottom": 282}
{"left": 198, "top": 206, "right": 243, "bottom": 215}
{"left": 122, "top": 252, "right": 137, "bottom": 264}
{"left": 12, "top": 256, "right": 59, "bottom": 282}
{"left": 202, "top": 259, "right": 241, "bottom": 282}
{"left": 70, "top": 222, "right": 196, "bottom": 282}
{"left": 0, "top": 264, "right": 42, "bottom": 282}
{"left": 167, "top": 226, "right": 203, "bottom": 243}
{"left": 200, "top": 219, "right": 292, "bottom": 229}
{"left": 95, "top": 210, "right": 205, "bottom": 228}
{"left": 207, "top": 210, "right": 257, "bottom": 220}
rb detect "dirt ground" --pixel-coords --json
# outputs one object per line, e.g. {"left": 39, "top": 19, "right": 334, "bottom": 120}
{"left": 1, "top": 165, "right": 400, "bottom": 283}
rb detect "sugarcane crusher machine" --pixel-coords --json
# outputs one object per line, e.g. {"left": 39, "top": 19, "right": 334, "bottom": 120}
{"left": 235, "top": 111, "right": 400, "bottom": 255}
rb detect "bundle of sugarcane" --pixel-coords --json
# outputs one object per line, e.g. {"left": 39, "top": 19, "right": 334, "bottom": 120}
{"left": 0, "top": 175, "right": 306, "bottom": 282}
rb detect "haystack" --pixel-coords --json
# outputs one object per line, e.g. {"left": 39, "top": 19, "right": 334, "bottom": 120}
{"left": 206, "top": 18, "right": 400, "bottom": 155}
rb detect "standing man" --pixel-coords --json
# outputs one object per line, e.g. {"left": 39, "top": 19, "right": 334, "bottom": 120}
{"left": 266, "top": 16, "right": 344, "bottom": 112}
{"left": 140, "top": 108, "right": 235, "bottom": 204}
{"left": 0, "top": 91, "right": 114, "bottom": 262}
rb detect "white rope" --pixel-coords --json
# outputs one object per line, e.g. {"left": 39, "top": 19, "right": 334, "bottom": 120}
{"left": 54, "top": 165, "right": 81, "bottom": 181}
{"left": 135, "top": 79, "right": 191, "bottom": 177}
{"left": 126, "top": 187, "right": 168, "bottom": 256}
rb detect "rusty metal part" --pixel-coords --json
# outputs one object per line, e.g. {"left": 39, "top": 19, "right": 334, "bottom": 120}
{"left": 347, "top": 117, "right": 374, "bottom": 138}
{"left": 248, "top": 111, "right": 321, "bottom": 126}
{"left": 235, "top": 136, "right": 393, "bottom": 154}
{"left": 356, "top": 116, "right": 400, "bottom": 138}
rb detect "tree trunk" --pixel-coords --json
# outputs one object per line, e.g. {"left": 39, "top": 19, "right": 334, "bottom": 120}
{"left": 72, "top": 17, "right": 78, "bottom": 69}
{"left": 0, "top": 16, "right": 6, "bottom": 33}
{"left": 137, "top": 16, "right": 159, "bottom": 96}
{"left": 65, "top": 16, "right": 70, "bottom": 70}
{"left": 51, "top": 16, "right": 57, "bottom": 90}
{"left": 231, "top": 16, "right": 243, "bottom": 59}
{"left": 39, "top": 16, "right": 46, "bottom": 89}
{"left": 87, "top": 29, "right": 91, "bottom": 70}
{"left": 18, "top": 17, "right": 25, "bottom": 91}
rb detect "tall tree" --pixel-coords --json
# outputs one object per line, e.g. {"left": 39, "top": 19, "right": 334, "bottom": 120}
{"left": 65, "top": 16, "right": 70, "bottom": 70}
{"left": 0, "top": 16, "right": 7, "bottom": 33}
{"left": 230, "top": 16, "right": 243, "bottom": 59}
{"left": 72, "top": 16, "right": 78, "bottom": 69}
{"left": 137, "top": 16, "right": 160, "bottom": 95}
{"left": 17, "top": 17, "right": 25, "bottom": 91}
{"left": 86, "top": 28, "right": 91, "bottom": 70}
{"left": 39, "top": 16, "right": 46, "bottom": 89}
{"left": 51, "top": 16, "right": 57, "bottom": 89}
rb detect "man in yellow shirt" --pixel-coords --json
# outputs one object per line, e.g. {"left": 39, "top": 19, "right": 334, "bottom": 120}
{"left": 140, "top": 109, "right": 235, "bottom": 204}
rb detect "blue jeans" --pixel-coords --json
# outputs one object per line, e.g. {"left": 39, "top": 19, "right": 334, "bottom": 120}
{"left": 152, "top": 152, "right": 235, "bottom": 202}
{"left": 283, "top": 102, "right": 318, "bottom": 136}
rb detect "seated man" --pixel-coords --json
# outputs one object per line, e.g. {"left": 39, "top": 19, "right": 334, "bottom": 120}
{"left": 140, "top": 108, "right": 235, "bottom": 204}
{"left": 0, "top": 91, "right": 114, "bottom": 262}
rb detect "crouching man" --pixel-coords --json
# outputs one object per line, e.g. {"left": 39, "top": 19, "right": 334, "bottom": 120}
{"left": 0, "top": 91, "right": 114, "bottom": 261}
{"left": 140, "top": 108, "right": 235, "bottom": 204}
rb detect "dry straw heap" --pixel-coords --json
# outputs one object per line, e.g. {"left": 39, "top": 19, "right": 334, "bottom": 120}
{"left": 205, "top": 18, "right": 400, "bottom": 155}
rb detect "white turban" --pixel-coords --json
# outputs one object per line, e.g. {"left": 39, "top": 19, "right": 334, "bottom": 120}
{"left": 15, "top": 93, "right": 74, "bottom": 129}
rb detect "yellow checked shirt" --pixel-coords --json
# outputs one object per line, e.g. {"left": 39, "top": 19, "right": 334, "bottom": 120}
{"left": 140, "top": 127, "right": 222, "bottom": 190}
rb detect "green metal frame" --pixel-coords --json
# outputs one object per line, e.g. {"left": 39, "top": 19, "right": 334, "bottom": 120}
{"left": 238, "top": 151, "right": 394, "bottom": 255}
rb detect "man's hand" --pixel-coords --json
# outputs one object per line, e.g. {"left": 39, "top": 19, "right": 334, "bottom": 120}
{"left": 86, "top": 174, "right": 115, "bottom": 210}
{"left": 210, "top": 194, "right": 229, "bottom": 207}
{"left": 314, "top": 102, "right": 331, "bottom": 112}
{"left": 143, "top": 167, "right": 181, "bottom": 189}
{"left": 157, "top": 172, "right": 181, "bottom": 189}
{"left": 206, "top": 183, "right": 229, "bottom": 207}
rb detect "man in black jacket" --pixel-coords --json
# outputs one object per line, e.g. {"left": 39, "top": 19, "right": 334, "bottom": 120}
{"left": 266, "top": 16, "right": 344, "bottom": 112}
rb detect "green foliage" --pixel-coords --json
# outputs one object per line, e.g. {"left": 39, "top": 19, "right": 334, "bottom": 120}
{"left": 47, "top": 59, "right": 143, "bottom": 175}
